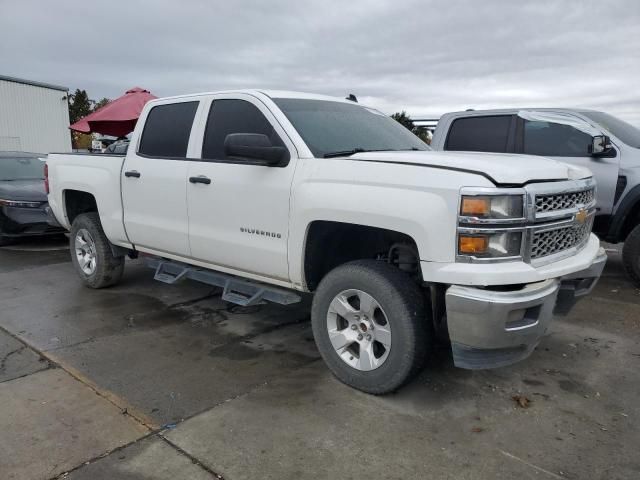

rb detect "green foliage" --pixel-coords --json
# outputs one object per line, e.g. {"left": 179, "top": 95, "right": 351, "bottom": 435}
{"left": 68, "top": 89, "right": 92, "bottom": 124}
{"left": 68, "top": 90, "right": 112, "bottom": 149}
{"left": 391, "top": 111, "right": 415, "bottom": 130}
{"left": 391, "top": 111, "right": 431, "bottom": 144}
{"left": 68, "top": 90, "right": 112, "bottom": 124}
{"left": 93, "top": 97, "right": 110, "bottom": 111}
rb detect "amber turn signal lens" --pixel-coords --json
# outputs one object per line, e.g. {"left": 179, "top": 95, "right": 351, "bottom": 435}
{"left": 459, "top": 235, "right": 489, "bottom": 254}
{"left": 461, "top": 197, "right": 490, "bottom": 217}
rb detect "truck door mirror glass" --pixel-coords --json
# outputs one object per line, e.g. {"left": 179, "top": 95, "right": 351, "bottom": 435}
{"left": 590, "top": 135, "right": 613, "bottom": 157}
{"left": 224, "top": 133, "right": 288, "bottom": 165}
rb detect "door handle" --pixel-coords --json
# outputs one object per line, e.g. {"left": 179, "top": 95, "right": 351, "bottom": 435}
{"left": 189, "top": 175, "right": 211, "bottom": 185}
{"left": 124, "top": 170, "right": 141, "bottom": 178}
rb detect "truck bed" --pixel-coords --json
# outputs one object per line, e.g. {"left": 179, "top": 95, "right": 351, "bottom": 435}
{"left": 46, "top": 152, "right": 129, "bottom": 246}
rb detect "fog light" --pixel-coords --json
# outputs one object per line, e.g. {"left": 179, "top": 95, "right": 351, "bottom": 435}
{"left": 458, "top": 231, "right": 523, "bottom": 258}
{"left": 459, "top": 235, "right": 489, "bottom": 254}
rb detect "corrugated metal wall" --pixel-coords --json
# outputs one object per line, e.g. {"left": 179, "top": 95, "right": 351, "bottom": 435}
{"left": 0, "top": 79, "right": 72, "bottom": 154}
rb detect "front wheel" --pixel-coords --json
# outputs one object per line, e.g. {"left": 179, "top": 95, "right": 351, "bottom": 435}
{"left": 70, "top": 213, "right": 124, "bottom": 288}
{"left": 622, "top": 223, "right": 640, "bottom": 287}
{"left": 311, "top": 260, "right": 431, "bottom": 394}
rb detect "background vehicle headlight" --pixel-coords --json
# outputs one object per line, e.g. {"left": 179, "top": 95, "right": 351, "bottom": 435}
{"left": 460, "top": 195, "right": 524, "bottom": 219}
{"left": 0, "top": 199, "right": 42, "bottom": 208}
{"left": 458, "top": 231, "right": 523, "bottom": 258}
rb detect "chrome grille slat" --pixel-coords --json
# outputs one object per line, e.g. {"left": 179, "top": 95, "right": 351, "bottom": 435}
{"left": 530, "top": 217, "right": 593, "bottom": 260}
{"left": 535, "top": 188, "right": 595, "bottom": 214}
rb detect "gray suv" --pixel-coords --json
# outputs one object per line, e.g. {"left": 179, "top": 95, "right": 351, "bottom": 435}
{"left": 432, "top": 108, "right": 640, "bottom": 285}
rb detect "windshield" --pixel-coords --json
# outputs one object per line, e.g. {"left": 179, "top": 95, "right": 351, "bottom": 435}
{"left": 273, "top": 98, "right": 430, "bottom": 157}
{"left": 0, "top": 155, "right": 45, "bottom": 181}
{"left": 581, "top": 111, "right": 640, "bottom": 149}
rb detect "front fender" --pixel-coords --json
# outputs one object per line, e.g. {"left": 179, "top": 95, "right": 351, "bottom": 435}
{"left": 287, "top": 158, "right": 492, "bottom": 287}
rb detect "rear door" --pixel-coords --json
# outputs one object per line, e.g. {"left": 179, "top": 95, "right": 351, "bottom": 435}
{"left": 516, "top": 114, "right": 619, "bottom": 214}
{"left": 122, "top": 100, "right": 199, "bottom": 256}
{"left": 186, "top": 94, "right": 296, "bottom": 281}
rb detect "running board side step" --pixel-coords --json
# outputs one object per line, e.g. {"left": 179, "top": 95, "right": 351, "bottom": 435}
{"left": 145, "top": 257, "right": 301, "bottom": 307}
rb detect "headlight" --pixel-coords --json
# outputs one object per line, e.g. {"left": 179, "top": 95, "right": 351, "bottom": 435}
{"left": 458, "top": 231, "right": 523, "bottom": 258}
{"left": 460, "top": 195, "right": 524, "bottom": 219}
{"left": 0, "top": 199, "right": 42, "bottom": 208}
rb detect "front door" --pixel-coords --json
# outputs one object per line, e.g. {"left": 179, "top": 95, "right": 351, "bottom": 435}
{"left": 122, "top": 100, "right": 199, "bottom": 256}
{"left": 186, "top": 95, "right": 296, "bottom": 282}
{"left": 518, "top": 114, "right": 619, "bottom": 215}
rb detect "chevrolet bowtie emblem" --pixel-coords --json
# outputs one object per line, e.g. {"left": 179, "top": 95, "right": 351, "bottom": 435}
{"left": 575, "top": 208, "right": 588, "bottom": 224}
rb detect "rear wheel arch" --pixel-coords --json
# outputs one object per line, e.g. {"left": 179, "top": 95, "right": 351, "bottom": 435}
{"left": 63, "top": 190, "right": 99, "bottom": 226}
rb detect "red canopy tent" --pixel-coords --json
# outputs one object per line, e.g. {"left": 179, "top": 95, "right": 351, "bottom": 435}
{"left": 70, "top": 87, "right": 157, "bottom": 137}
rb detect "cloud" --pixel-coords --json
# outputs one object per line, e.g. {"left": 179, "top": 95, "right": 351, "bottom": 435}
{"left": 1, "top": 0, "right": 639, "bottom": 125}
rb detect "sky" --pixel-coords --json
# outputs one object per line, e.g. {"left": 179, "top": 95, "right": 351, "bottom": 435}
{"left": 2, "top": 0, "right": 640, "bottom": 126}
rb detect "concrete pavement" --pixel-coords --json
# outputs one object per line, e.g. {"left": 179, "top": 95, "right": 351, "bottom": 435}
{"left": 0, "top": 239, "right": 638, "bottom": 479}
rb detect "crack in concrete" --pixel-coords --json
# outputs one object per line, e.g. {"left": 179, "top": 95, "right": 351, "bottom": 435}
{"left": 2, "top": 293, "right": 313, "bottom": 480}
{"left": 160, "top": 436, "right": 226, "bottom": 479}
{"left": 47, "top": 431, "right": 158, "bottom": 480}
{"left": 0, "top": 345, "right": 26, "bottom": 372}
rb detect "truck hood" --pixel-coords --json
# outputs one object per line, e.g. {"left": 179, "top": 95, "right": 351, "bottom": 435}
{"left": 350, "top": 151, "right": 592, "bottom": 185}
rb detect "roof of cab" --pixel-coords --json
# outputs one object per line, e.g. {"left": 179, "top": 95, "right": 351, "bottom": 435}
{"left": 147, "top": 89, "right": 355, "bottom": 105}
{"left": 444, "top": 107, "right": 602, "bottom": 116}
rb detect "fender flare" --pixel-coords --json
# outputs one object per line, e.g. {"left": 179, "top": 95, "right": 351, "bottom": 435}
{"left": 608, "top": 184, "right": 640, "bottom": 242}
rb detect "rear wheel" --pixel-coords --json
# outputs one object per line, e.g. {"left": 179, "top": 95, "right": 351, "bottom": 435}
{"left": 70, "top": 213, "right": 124, "bottom": 288}
{"left": 311, "top": 260, "right": 430, "bottom": 394}
{"left": 622, "top": 224, "right": 640, "bottom": 287}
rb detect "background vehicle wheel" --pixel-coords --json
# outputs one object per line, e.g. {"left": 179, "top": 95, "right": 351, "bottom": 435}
{"left": 70, "top": 213, "right": 124, "bottom": 288}
{"left": 311, "top": 260, "right": 431, "bottom": 394}
{"left": 622, "top": 224, "right": 640, "bottom": 287}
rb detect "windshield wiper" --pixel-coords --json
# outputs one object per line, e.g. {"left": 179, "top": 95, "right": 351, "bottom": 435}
{"left": 323, "top": 148, "right": 368, "bottom": 158}
{"left": 323, "top": 148, "right": 404, "bottom": 158}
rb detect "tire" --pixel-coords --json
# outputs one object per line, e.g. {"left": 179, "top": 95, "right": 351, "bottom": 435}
{"left": 622, "top": 224, "right": 640, "bottom": 287}
{"left": 311, "top": 260, "right": 431, "bottom": 394}
{"left": 69, "top": 213, "right": 124, "bottom": 288}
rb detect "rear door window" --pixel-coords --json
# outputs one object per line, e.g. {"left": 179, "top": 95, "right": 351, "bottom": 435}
{"left": 523, "top": 120, "right": 592, "bottom": 157}
{"left": 202, "top": 99, "right": 286, "bottom": 163}
{"left": 138, "top": 102, "right": 199, "bottom": 158}
{"left": 445, "top": 115, "right": 513, "bottom": 153}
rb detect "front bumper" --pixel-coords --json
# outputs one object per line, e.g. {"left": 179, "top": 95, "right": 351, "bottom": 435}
{"left": 444, "top": 248, "right": 607, "bottom": 369}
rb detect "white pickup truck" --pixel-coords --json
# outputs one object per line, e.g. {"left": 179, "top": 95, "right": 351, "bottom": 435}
{"left": 46, "top": 90, "right": 606, "bottom": 393}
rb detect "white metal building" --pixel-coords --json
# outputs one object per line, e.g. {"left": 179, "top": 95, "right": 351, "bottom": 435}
{"left": 0, "top": 75, "right": 72, "bottom": 154}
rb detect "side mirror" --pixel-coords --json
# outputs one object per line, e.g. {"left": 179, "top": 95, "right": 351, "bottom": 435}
{"left": 224, "top": 133, "right": 288, "bottom": 165}
{"left": 589, "top": 135, "right": 613, "bottom": 157}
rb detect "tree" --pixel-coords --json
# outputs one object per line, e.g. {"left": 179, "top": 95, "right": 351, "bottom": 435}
{"left": 391, "top": 111, "right": 431, "bottom": 144}
{"left": 93, "top": 97, "right": 110, "bottom": 111}
{"left": 391, "top": 111, "right": 415, "bottom": 131}
{"left": 68, "top": 89, "right": 92, "bottom": 125}
{"left": 68, "top": 90, "right": 112, "bottom": 149}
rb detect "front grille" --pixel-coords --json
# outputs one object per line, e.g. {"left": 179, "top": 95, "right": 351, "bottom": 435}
{"left": 531, "top": 217, "right": 593, "bottom": 259}
{"left": 535, "top": 188, "right": 595, "bottom": 214}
